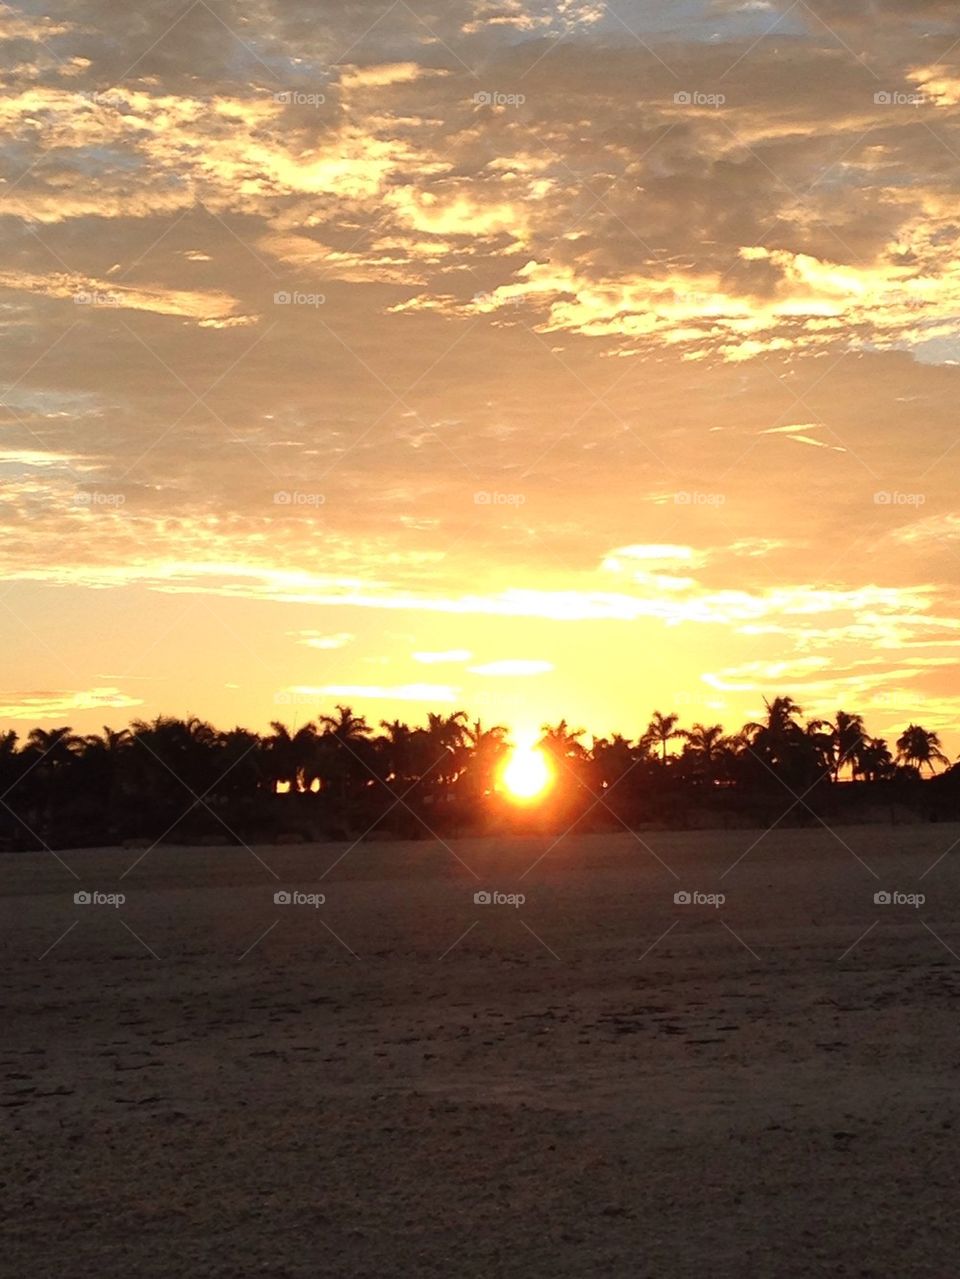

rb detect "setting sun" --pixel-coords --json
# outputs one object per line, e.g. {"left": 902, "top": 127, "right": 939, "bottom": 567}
{"left": 501, "top": 743, "right": 553, "bottom": 802}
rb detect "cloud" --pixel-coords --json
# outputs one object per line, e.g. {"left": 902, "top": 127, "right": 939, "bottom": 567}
{"left": 3, "top": 0, "right": 960, "bottom": 746}
{"left": 0, "top": 686, "right": 143, "bottom": 720}
{"left": 468, "top": 659, "right": 554, "bottom": 676}
{"left": 0, "top": 269, "right": 252, "bottom": 325}
{"left": 293, "top": 683, "right": 459, "bottom": 702}
{"left": 339, "top": 63, "right": 450, "bottom": 89}
{"left": 292, "top": 630, "right": 355, "bottom": 650}
{"left": 759, "top": 423, "right": 846, "bottom": 452}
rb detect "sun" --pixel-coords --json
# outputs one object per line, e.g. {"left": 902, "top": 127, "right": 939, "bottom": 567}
{"left": 501, "top": 743, "right": 552, "bottom": 802}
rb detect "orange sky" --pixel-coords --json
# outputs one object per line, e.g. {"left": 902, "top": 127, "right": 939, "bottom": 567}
{"left": 2, "top": 0, "right": 960, "bottom": 752}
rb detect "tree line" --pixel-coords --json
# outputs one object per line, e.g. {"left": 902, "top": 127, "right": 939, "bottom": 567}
{"left": 1, "top": 696, "right": 956, "bottom": 850}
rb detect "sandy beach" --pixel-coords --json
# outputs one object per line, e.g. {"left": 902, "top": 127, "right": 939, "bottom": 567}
{"left": 4, "top": 825, "right": 960, "bottom": 1277}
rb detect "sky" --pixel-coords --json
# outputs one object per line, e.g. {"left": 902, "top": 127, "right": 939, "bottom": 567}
{"left": 2, "top": 0, "right": 960, "bottom": 749}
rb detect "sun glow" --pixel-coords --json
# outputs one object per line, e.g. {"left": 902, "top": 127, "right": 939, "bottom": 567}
{"left": 501, "top": 742, "right": 552, "bottom": 802}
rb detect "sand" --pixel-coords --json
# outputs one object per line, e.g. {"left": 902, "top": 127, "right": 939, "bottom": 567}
{"left": 3, "top": 824, "right": 960, "bottom": 1277}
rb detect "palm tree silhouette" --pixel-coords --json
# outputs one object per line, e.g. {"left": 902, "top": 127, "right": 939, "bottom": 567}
{"left": 591, "top": 733, "right": 637, "bottom": 790}
{"left": 677, "top": 723, "right": 733, "bottom": 784}
{"left": 377, "top": 719, "right": 417, "bottom": 785}
{"left": 262, "top": 720, "right": 317, "bottom": 792}
{"left": 458, "top": 719, "right": 509, "bottom": 798}
{"left": 825, "top": 710, "right": 868, "bottom": 782}
{"left": 1, "top": 693, "right": 956, "bottom": 848}
{"left": 896, "top": 724, "right": 949, "bottom": 774}
{"left": 643, "top": 711, "right": 681, "bottom": 764}
{"left": 679, "top": 722, "right": 725, "bottom": 763}
{"left": 84, "top": 725, "right": 132, "bottom": 756}
{"left": 744, "top": 696, "right": 804, "bottom": 765}
{"left": 318, "top": 705, "right": 370, "bottom": 743}
{"left": 858, "top": 736, "right": 894, "bottom": 782}
{"left": 540, "top": 719, "right": 587, "bottom": 760}
{"left": 24, "top": 725, "right": 83, "bottom": 769}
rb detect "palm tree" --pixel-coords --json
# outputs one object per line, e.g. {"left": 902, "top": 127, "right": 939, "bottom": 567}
{"left": 591, "top": 733, "right": 637, "bottom": 789}
{"left": 458, "top": 719, "right": 509, "bottom": 798}
{"left": 539, "top": 719, "right": 587, "bottom": 760}
{"left": 80, "top": 725, "right": 134, "bottom": 821}
{"left": 744, "top": 696, "right": 804, "bottom": 763}
{"left": 18, "top": 727, "right": 84, "bottom": 830}
{"left": 679, "top": 722, "right": 726, "bottom": 762}
{"left": 377, "top": 719, "right": 417, "bottom": 785}
{"left": 261, "top": 721, "right": 318, "bottom": 792}
{"left": 318, "top": 705, "right": 371, "bottom": 743}
{"left": 678, "top": 723, "right": 731, "bottom": 783}
{"left": 212, "top": 728, "right": 263, "bottom": 801}
{"left": 462, "top": 718, "right": 508, "bottom": 751}
{"left": 896, "top": 724, "right": 949, "bottom": 774}
{"left": 825, "top": 710, "right": 868, "bottom": 782}
{"left": 425, "top": 711, "right": 468, "bottom": 753}
{"left": 643, "top": 711, "right": 682, "bottom": 764}
{"left": 421, "top": 712, "right": 469, "bottom": 790}
{"left": 744, "top": 696, "right": 803, "bottom": 740}
{"left": 858, "top": 737, "right": 894, "bottom": 783}
{"left": 24, "top": 725, "right": 83, "bottom": 770}
{"left": 0, "top": 730, "right": 19, "bottom": 787}
{"left": 84, "top": 725, "right": 133, "bottom": 756}
{"left": 0, "top": 732, "right": 23, "bottom": 833}
{"left": 317, "top": 706, "right": 375, "bottom": 805}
